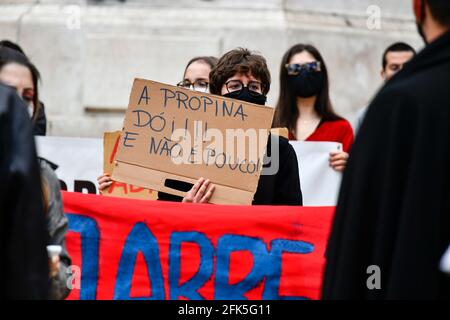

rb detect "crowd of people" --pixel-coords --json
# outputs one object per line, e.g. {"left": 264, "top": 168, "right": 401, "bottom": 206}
{"left": 0, "top": 0, "right": 449, "bottom": 300}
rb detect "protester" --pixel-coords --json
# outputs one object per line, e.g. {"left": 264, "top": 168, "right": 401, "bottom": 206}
{"left": 272, "top": 44, "right": 354, "bottom": 172}
{"left": 0, "top": 40, "right": 47, "bottom": 135}
{"left": 0, "top": 47, "right": 71, "bottom": 299}
{"left": 177, "top": 56, "right": 218, "bottom": 93}
{"left": 322, "top": 0, "right": 450, "bottom": 299}
{"left": 0, "top": 83, "right": 49, "bottom": 299}
{"left": 353, "top": 42, "right": 416, "bottom": 133}
{"left": 182, "top": 48, "right": 303, "bottom": 205}
{"left": 97, "top": 56, "right": 219, "bottom": 200}
{"left": 98, "top": 50, "right": 302, "bottom": 205}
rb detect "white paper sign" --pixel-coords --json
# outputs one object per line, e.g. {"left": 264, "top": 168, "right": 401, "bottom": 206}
{"left": 35, "top": 136, "right": 103, "bottom": 194}
{"left": 289, "top": 141, "right": 343, "bottom": 206}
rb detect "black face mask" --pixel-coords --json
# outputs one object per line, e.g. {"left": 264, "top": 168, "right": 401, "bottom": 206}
{"left": 223, "top": 87, "right": 267, "bottom": 105}
{"left": 223, "top": 87, "right": 267, "bottom": 106}
{"left": 287, "top": 70, "right": 325, "bottom": 98}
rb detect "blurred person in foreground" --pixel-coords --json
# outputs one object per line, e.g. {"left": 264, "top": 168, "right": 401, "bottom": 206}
{"left": 322, "top": 0, "right": 450, "bottom": 299}
{"left": 0, "top": 83, "right": 48, "bottom": 299}
{"left": 353, "top": 42, "right": 416, "bottom": 133}
{"left": 0, "top": 47, "right": 71, "bottom": 299}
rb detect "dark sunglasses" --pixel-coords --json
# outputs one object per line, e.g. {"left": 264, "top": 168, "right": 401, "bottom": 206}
{"left": 285, "top": 61, "right": 321, "bottom": 75}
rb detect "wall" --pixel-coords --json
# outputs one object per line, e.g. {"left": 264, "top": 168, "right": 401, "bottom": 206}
{"left": 0, "top": 0, "right": 423, "bottom": 137}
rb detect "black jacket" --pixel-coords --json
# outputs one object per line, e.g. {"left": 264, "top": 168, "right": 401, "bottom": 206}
{"left": 322, "top": 30, "right": 450, "bottom": 299}
{"left": 0, "top": 84, "right": 49, "bottom": 299}
{"left": 159, "top": 135, "right": 303, "bottom": 205}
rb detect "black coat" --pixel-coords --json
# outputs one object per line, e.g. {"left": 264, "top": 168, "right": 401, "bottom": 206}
{"left": 0, "top": 84, "right": 49, "bottom": 299}
{"left": 33, "top": 102, "right": 47, "bottom": 136}
{"left": 322, "top": 31, "right": 450, "bottom": 299}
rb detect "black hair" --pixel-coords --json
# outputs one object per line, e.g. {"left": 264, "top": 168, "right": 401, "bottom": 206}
{"left": 0, "top": 47, "right": 41, "bottom": 122}
{"left": 382, "top": 42, "right": 416, "bottom": 70}
{"left": 0, "top": 40, "right": 25, "bottom": 55}
{"left": 183, "top": 56, "right": 218, "bottom": 78}
{"left": 428, "top": 0, "right": 450, "bottom": 27}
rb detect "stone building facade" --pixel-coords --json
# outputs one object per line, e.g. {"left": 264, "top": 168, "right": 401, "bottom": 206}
{"left": 0, "top": 0, "right": 422, "bottom": 137}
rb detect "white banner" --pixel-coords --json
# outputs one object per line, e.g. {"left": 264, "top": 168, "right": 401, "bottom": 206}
{"left": 35, "top": 136, "right": 103, "bottom": 194}
{"left": 289, "top": 141, "right": 343, "bottom": 206}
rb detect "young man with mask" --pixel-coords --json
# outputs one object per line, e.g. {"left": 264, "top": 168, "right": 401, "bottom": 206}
{"left": 322, "top": 0, "right": 450, "bottom": 300}
{"left": 182, "top": 48, "right": 303, "bottom": 205}
{"left": 353, "top": 42, "right": 416, "bottom": 133}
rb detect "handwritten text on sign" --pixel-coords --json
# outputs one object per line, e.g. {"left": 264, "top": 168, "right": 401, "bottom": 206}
{"left": 114, "top": 79, "right": 274, "bottom": 195}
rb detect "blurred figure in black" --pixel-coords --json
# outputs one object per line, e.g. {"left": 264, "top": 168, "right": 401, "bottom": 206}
{"left": 0, "top": 47, "right": 71, "bottom": 299}
{"left": 0, "top": 83, "right": 49, "bottom": 299}
{"left": 322, "top": 0, "right": 450, "bottom": 299}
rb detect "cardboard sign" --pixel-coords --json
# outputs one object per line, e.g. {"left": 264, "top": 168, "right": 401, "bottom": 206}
{"left": 112, "top": 79, "right": 274, "bottom": 205}
{"left": 63, "top": 191, "right": 335, "bottom": 300}
{"left": 102, "top": 131, "right": 157, "bottom": 200}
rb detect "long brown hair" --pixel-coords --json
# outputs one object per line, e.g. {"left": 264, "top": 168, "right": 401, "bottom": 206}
{"left": 273, "top": 44, "right": 341, "bottom": 134}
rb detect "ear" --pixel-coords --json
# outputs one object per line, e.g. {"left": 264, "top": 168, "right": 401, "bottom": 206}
{"left": 380, "top": 69, "right": 386, "bottom": 80}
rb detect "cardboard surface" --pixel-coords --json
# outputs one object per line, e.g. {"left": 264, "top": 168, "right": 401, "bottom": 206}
{"left": 102, "top": 131, "right": 157, "bottom": 200}
{"left": 112, "top": 79, "right": 274, "bottom": 205}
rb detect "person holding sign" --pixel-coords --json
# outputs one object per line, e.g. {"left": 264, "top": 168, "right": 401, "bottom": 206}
{"left": 182, "top": 48, "right": 303, "bottom": 205}
{"left": 272, "top": 44, "right": 354, "bottom": 172}
{"left": 323, "top": 0, "right": 450, "bottom": 299}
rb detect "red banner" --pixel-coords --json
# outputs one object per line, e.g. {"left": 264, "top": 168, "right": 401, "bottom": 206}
{"left": 63, "top": 191, "right": 334, "bottom": 300}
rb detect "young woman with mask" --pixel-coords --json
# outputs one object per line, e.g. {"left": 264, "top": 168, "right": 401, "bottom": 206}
{"left": 273, "top": 44, "right": 354, "bottom": 172}
{"left": 182, "top": 48, "right": 303, "bottom": 205}
{"left": 0, "top": 47, "right": 72, "bottom": 299}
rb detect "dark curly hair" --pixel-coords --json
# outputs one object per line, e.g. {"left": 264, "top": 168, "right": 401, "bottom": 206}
{"left": 209, "top": 48, "right": 271, "bottom": 95}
